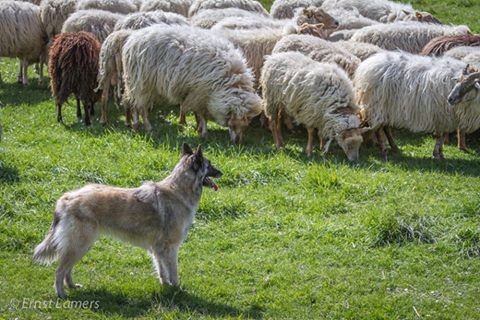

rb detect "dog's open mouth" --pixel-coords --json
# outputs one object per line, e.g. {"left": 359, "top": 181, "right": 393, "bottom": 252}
{"left": 203, "top": 177, "right": 218, "bottom": 191}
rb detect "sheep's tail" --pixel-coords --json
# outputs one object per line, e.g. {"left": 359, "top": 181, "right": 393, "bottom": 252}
{"left": 33, "top": 211, "right": 60, "bottom": 265}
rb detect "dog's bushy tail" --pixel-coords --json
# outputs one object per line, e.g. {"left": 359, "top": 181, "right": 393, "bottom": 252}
{"left": 33, "top": 211, "right": 60, "bottom": 265}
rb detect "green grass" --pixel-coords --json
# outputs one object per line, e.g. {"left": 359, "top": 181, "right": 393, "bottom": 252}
{"left": 1, "top": 2, "right": 480, "bottom": 319}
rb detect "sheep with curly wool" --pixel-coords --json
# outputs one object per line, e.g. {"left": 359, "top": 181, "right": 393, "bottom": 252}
{"left": 261, "top": 52, "right": 366, "bottom": 160}
{"left": 0, "top": 1, "right": 48, "bottom": 85}
{"left": 282, "top": 6, "right": 339, "bottom": 37}
{"left": 336, "top": 40, "right": 383, "bottom": 60}
{"left": 421, "top": 34, "right": 480, "bottom": 57}
{"left": 40, "top": 0, "right": 77, "bottom": 40}
{"left": 354, "top": 51, "right": 480, "bottom": 159}
{"left": 76, "top": 0, "right": 137, "bottom": 15}
{"left": 272, "top": 34, "right": 360, "bottom": 78}
{"left": 269, "top": 0, "right": 325, "bottom": 19}
{"left": 122, "top": 25, "right": 262, "bottom": 143}
{"left": 190, "top": 8, "right": 264, "bottom": 28}
{"left": 140, "top": 0, "right": 192, "bottom": 16}
{"left": 211, "top": 15, "right": 288, "bottom": 30}
{"left": 48, "top": 31, "right": 101, "bottom": 126}
{"left": 322, "top": 0, "right": 441, "bottom": 24}
{"left": 188, "top": 0, "right": 269, "bottom": 17}
{"left": 62, "top": 9, "right": 124, "bottom": 43}
{"left": 350, "top": 22, "right": 470, "bottom": 54}
{"left": 114, "top": 11, "right": 187, "bottom": 31}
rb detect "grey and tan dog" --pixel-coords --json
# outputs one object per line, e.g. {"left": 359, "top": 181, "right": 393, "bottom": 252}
{"left": 33, "top": 143, "right": 222, "bottom": 298}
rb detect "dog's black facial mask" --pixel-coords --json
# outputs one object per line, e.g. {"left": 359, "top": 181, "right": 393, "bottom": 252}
{"left": 182, "top": 143, "right": 223, "bottom": 190}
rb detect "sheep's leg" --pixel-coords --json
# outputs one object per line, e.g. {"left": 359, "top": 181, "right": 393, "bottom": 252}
{"left": 179, "top": 111, "right": 186, "bottom": 126}
{"left": 196, "top": 113, "right": 208, "bottom": 138}
{"left": 76, "top": 97, "right": 82, "bottom": 120}
{"left": 84, "top": 102, "right": 91, "bottom": 126}
{"left": 375, "top": 129, "right": 388, "bottom": 160}
{"left": 57, "top": 102, "right": 63, "bottom": 123}
{"left": 320, "top": 137, "right": 325, "bottom": 150}
{"left": 433, "top": 133, "right": 445, "bottom": 160}
{"left": 22, "top": 59, "right": 28, "bottom": 86}
{"left": 132, "top": 109, "right": 140, "bottom": 131}
{"left": 100, "top": 84, "right": 109, "bottom": 125}
{"left": 457, "top": 129, "right": 467, "bottom": 152}
{"left": 306, "top": 127, "right": 315, "bottom": 157}
{"left": 125, "top": 104, "right": 132, "bottom": 128}
{"left": 275, "top": 109, "right": 284, "bottom": 147}
{"left": 384, "top": 127, "right": 399, "bottom": 153}
{"left": 142, "top": 107, "right": 152, "bottom": 132}
{"left": 17, "top": 59, "right": 23, "bottom": 84}
{"left": 283, "top": 113, "right": 294, "bottom": 131}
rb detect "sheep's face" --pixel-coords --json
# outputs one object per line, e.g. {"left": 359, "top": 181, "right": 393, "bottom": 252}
{"left": 228, "top": 116, "right": 250, "bottom": 145}
{"left": 298, "top": 7, "right": 339, "bottom": 32}
{"left": 336, "top": 128, "right": 364, "bottom": 162}
{"left": 447, "top": 66, "right": 480, "bottom": 106}
{"left": 414, "top": 11, "right": 442, "bottom": 24}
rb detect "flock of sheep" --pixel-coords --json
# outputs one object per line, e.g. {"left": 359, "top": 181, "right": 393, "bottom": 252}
{"left": 1, "top": 0, "right": 480, "bottom": 161}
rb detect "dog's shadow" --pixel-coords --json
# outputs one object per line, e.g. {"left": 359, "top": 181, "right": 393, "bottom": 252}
{"left": 69, "top": 287, "right": 264, "bottom": 318}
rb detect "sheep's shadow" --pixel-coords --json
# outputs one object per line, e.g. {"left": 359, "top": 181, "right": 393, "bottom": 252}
{"left": 0, "top": 160, "right": 20, "bottom": 184}
{"left": 68, "top": 287, "right": 264, "bottom": 319}
{"left": 0, "top": 81, "right": 51, "bottom": 107}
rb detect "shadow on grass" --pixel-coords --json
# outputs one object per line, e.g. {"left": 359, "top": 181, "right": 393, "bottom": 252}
{"left": 70, "top": 287, "right": 264, "bottom": 319}
{"left": 0, "top": 161, "right": 20, "bottom": 184}
{"left": 0, "top": 81, "right": 51, "bottom": 107}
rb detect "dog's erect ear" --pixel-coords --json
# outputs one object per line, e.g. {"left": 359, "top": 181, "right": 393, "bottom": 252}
{"left": 182, "top": 143, "right": 193, "bottom": 156}
{"left": 192, "top": 146, "right": 204, "bottom": 172}
{"left": 195, "top": 145, "right": 203, "bottom": 159}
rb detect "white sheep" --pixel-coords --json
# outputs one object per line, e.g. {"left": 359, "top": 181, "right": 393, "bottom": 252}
{"left": 322, "top": 0, "right": 440, "bottom": 23}
{"left": 328, "top": 29, "right": 357, "bottom": 41}
{"left": 62, "top": 9, "right": 124, "bottom": 43}
{"left": 139, "top": 0, "right": 192, "bottom": 17}
{"left": 188, "top": 0, "right": 269, "bottom": 17}
{"left": 354, "top": 51, "right": 480, "bottom": 159}
{"left": 336, "top": 40, "right": 383, "bottom": 60}
{"left": 122, "top": 25, "right": 262, "bottom": 143}
{"left": 261, "top": 51, "right": 366, "bottom": 160}
{"left": 350, "top": 22, "right": 470, "bottom": 54}
{"left": 444, "top": 46, "right": 480, "bottom": 60}
{"left": 76, "top": 0, "right": 137, "bottom": 15}
{"left": 189, "top": 8, "right": 264, "bottom": 29}
{"left": 114, "top": 11, "right": 188, "bottom": 31}
{"left": 269, "top": 0, "right": 325, "bottom": 19}
{"left": 325, "top": 7, "right": 378, "bottom": 32}
{"left": 0, "top": 1, "right": 48, "bottom": 85}
{"left": 272, "top": 34, "right": 360, "bottom": 78}
{"left": 40, "top": 0, "right": 77, "bottom": 39}
{"left": 212, "top": 16, "right": 288, "bottom": 30}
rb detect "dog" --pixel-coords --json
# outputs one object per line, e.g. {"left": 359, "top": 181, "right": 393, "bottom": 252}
{"left": 33, "top": 143, "right": 222, "bottom": 298}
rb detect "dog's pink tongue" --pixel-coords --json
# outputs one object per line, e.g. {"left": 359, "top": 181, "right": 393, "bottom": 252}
{"left": 212, "top": 181, "right": 219, "bottom": 191}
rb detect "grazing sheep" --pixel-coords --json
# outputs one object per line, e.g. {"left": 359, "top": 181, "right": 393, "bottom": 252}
{"left": 40, "top": 0, "right": 77, "bottom": 39}
{"left": 336, "top": 40, "right": 383, "bottom": 61}
{"left": 328, "top": 29, "right": 357, "bottom": 41}
{"left": 270, "top": 0, "right": 325, "bottom": 19}
{"left": 48, "top": 31, "right": 101, "bottom": 126}
{"left": 261, "top": 52, "right": 366, "bottom": 160}
{"left": 0, "top": 1, "right": 48, "bottom": 85}
{"left": 76, "top": 0, "right": 137, "bottom": 15}
{"left": 140, "top": 0, "right": 192, "bottom": 16}
{"left": 350, "top": 22, "right": 470, "bottom": 54}
{"left": 214, "top": 7, "right": 339, "bottom": 89}
{"left": 188, "top": 0, "right": 269, "bottom": 17}
{"left": 97, "top": 29, "right": 133, "bottom": 125}
{"left": 114, "top": 11, "right": 188, "bottom": 31}
{"left": 272, "top": 34, "right": 360, "bottom": 78}
{"left": 62, "top": 9, "right": 124, "bottom": 43}
{"left": 212, "top": 16, "right": 288, "bottom": 30}
{"left": 354, "top": 51, "right": 480, "bottom": 159}
{"left": 122, "top": 25, "right": 262, "bottom": 143}
{"left": 322, "top": 0, "right": 441, "bottom": 24}
{"left": 444, "top": 46, "right": 480, "bottom": 60}
{"left": 448, "top": 66, "right": 480, "bottom": 113}
{"left": 190, "top": 8, "right": 264, "bottom": 29}
{"left": 421, "top": 34, "right": 480, "bottom": 57}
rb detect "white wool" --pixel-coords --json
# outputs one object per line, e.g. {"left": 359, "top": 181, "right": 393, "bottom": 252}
{"left": 114, "top": 11, "right": 187, "bottom": 31}
{"left": 188, "top": 0, "right": 269, "bottom": 17}
{"left": 122, "top": 25, "right": 262, "bottom": 127}
{"left": 212, "top": 15, "right": 288, "bottom": 31}
{"left": 261, "top": 51, "right": 360, "bottom": 139}
{"left": 354, "top": 51, "right": 480, "bottom": 135}
{"left": 270, "top": 0, "right": 325, "bottom": 19}
{"left": 139, "top": 0, "right": 192, "bottom": 16}
{"left": 76, "top": 0, "right": 137, "bottom": 15}
{"left": 272, "top": 34, "right": 360, "bottom": 78}
{"left": 40, "top": 0, "right": 77, "bottom": 39}
{"left": 351, "top": 22, "right": 470, "bottom": 54}
{"left": 325, "top": 8, "right": 378, "bottom": 31}
{"left": 336, "top": 40, "right": 383, "bottom": 61}
{"left": 444, "top": 46, "right": 480, "bottom": 60}
{"left": 62, "top": 9, "right": 124, "bottom": 43}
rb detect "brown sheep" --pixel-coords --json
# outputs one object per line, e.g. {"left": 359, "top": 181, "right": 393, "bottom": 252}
{"left": 421, "top": 34, "right": 480, "bottom": 57}
{"left": 48, "top": 32, "right": 101, "bottom": 126}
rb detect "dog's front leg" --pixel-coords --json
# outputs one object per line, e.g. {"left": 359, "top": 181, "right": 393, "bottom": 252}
{"left": 152, "top": 248, "right": 171, "bottom": 286}
{"left": 163, "top": 245, "right": 180, "bottom": 287}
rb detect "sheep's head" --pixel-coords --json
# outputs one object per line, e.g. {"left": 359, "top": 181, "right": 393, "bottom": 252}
{"left": 447, "top": 65, "right": 480, "bottom": 106}
{"left": 226, "top": 91, "right": 262, "bottom": 144}
{"left": 335, "top": 127, "right": 370, "bottom": 161}
{"left": 297, "top": 7, "right": 339, "bottom": 33}
{"left": 415, "top": 11, "right": 442, "bottom": 24}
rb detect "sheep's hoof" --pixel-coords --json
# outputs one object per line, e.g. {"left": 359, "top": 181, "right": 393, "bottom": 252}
{"left": 433, "top": 153, "right": 445, "bottom": 160}
{"left": 459, "top": 146, "right": 469, "bottom": 153}
{"left": 391, "top": 146, "right": 400, "bottom": 154}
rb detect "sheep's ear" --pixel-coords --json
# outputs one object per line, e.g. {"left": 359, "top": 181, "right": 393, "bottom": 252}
{"left": 303, "top": 8, "right": 312, "bottom": 18}
{"left": 402, "top": 9, "right": 410, "bottom": 15}
{"left": 415, "top": 11, "right": 423, "bottom": 19}
{"left": 475, "top": 81, "right": 480, "bottom": 90}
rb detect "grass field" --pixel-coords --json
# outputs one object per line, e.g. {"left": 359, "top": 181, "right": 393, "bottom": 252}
{"left": 1, "top": 1, "right": 480, "bottom": 319}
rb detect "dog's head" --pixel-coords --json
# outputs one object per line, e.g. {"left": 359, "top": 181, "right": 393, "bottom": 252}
{"left": 181, "top": 143, "right": 223, "bottom": 191}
